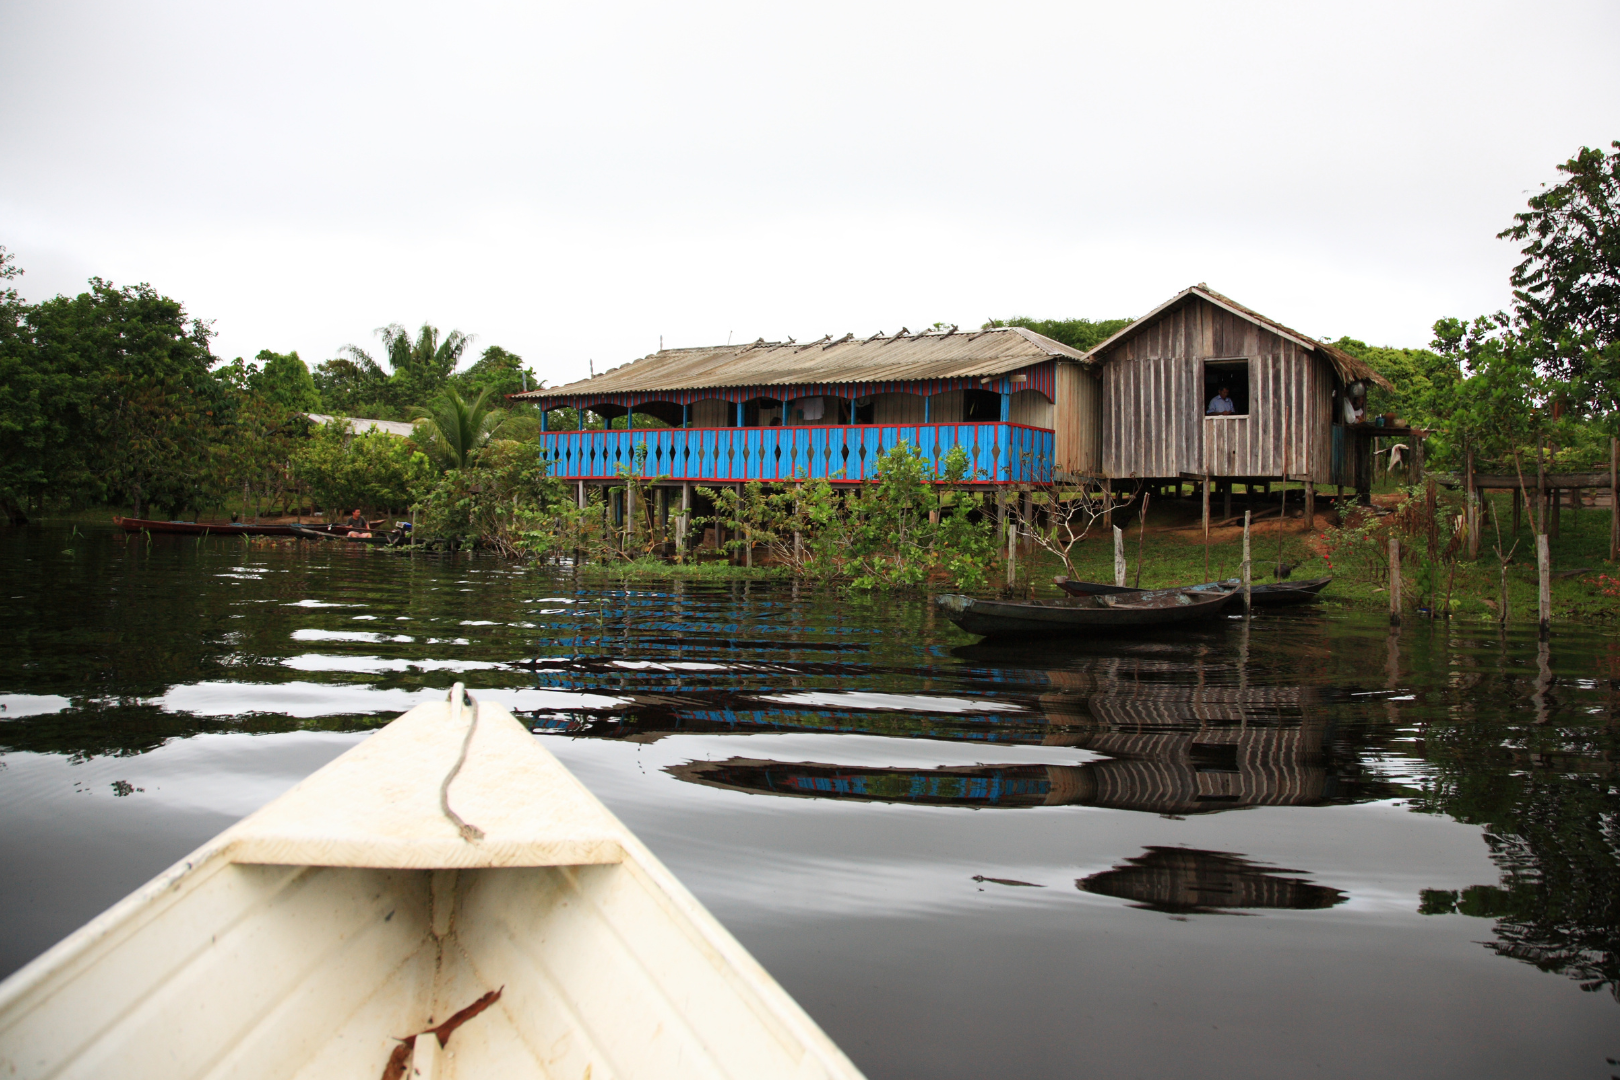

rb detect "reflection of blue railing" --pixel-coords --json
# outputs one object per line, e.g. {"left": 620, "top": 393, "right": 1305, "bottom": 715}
{"left": 538, "top": 422, "right": 1053, "bottom": 483}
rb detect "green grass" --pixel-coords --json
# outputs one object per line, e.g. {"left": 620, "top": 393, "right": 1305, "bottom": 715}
{"left": 1018, "top": 487, "right": 1620, "bottom": 629}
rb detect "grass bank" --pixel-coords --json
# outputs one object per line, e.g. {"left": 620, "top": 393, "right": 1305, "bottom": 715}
{"left": 1027, "top": 488, "right": 1619, "bottom": 629}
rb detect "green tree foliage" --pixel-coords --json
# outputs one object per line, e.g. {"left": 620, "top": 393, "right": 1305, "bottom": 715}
{"left": 17, "top": 275, "right": 222, "bottom": 518}
{"left": 249, "top": 349, "right": 320, "bottom": 413}
{"left": 412, "top": 387, "right": 525, "bottom": 472}
{"left": 1499, "top": 141, "right": 1620, "bottom": 392}
{"left": 982, "top": 316, "right": 1134, "bottom": 353}
{"left": 290, "top": 420, "right": 433, "bottom": 516}
{"left": 451, "top": 344, "right": 537, "bottom": 405}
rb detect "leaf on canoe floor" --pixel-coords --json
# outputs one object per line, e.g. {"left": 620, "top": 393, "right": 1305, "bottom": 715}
{"left": 380, "top": 987, "right": 505, "bottom": 1080}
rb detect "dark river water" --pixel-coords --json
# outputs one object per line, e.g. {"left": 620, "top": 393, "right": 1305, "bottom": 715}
{"left": 3, "top": 525, "right": 1618, "bottom": 1078}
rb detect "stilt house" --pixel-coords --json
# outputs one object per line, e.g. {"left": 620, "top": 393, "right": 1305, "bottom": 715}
{"left": 512, "top": 328, "right": 1097, "bottom": 486}
{"left": 1082, "top": 285, "right": 1391, "bottom": 491}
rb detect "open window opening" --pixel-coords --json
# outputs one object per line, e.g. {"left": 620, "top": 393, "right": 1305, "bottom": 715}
{"left": 963, "top": 388, "right": 1001, "bottom": 421}
{"left": 1203, "top": 359, "right": 1250, "bottom": 417}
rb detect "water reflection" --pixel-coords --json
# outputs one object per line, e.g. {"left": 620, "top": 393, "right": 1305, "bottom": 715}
{"left": 2, "top": 524, "right": 1618, "bottom": 1046}
{"left": 1079, "top": 847, "right": 1347, "bottom": 915}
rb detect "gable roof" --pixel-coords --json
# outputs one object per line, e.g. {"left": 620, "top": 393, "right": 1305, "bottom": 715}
{"left": 511, "top": 326, "right": 1087, "bottom": 401}
{"left": 1081, "top": 285, "right": 1393, "bottom": 391}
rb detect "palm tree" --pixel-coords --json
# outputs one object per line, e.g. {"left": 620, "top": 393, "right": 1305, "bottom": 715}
{"left": 412, "top": 387, "right": 516, "bottom": 471}
{"left": 339, "top": 323, "right": 474, "bottom": 393}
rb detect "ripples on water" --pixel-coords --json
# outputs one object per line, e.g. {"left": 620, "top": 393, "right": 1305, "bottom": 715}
{"left": 2, "top": 526, "right": 1617, "bottom": 1078}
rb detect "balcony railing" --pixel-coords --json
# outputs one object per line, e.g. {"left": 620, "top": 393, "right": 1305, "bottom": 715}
{"left": 539, "top": 421, "right": 1053, "bottom": 484}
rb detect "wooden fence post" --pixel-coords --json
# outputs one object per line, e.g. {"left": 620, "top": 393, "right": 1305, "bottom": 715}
{"left": 1611, "top": 437, "right": 1618, "bottom": 563}
{"left": 677, "top": 483, "right": 690, "bottom": 557}
{"left": 1242, "top": 511, "right": 1252, "bottom": 615}
{"left": 1389, "top": 538, "right": 1402, "bottom": 628}
{"left": 1113, "top": 526, "right": 1126, "bottom": 587}
{"left": 1465, "top": 446, "right": 1479, "bottom": 560}
{"left": 1537, "top": 533, "right": 1551, "bottom": 640}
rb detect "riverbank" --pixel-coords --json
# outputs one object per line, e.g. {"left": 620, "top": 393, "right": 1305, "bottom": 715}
{"left": 1033, "top": 488, "right": 1619, "bottom": 628}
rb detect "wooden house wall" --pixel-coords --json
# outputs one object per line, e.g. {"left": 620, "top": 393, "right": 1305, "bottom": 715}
{"left": 1100, "top": 296, "right": 1335, "bottom": 481}
{"left": 927, "top": 389, "right": 964, "bottom": 423}
{"left": 872, "top": 393, "right": 927, "bottom": 424}
{"left": 1008, "top": 389, "right": 1053, "bottom": 429}
{"left": 1052, "top": 362, "right": 1101, "bottom": 477}
{"left": 691, "top": 398, "right": 730, "bottom": 427}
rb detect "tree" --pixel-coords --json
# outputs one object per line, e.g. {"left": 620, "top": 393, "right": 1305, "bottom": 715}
{"left": 452, "top": 344, "right": 537, "bottom": 404}
{"left": 21, "top": 277, "right": 221, "bottom": 518}
{"left": 412, "top": 387, "right": 521, "bottom": 471}
{"left": 314, "top": 321, "right": 477, "bottom": 418}
{"left": 1500, "top": 141, "right": 1620, "bottom": 388}
{"left": 0, "top": 246, "right": 42, "bottom": 522}
{"left": 249, "top": 349, "right": 320, "bottom": 413}
{"left": 982, "top": 316, "right": 1134, "bottom": 353}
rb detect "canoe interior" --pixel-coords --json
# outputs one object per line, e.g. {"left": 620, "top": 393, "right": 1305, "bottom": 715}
{"left": 0, "top": 851, "right": 848, "bottom": 1079}
{"left": 0, "top": 695, "right": 863, "bottom": 1080}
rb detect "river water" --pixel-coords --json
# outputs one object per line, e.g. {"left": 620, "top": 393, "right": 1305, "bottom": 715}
{"left": 2, "top": 525, "right": 1617, "bottom": 1078}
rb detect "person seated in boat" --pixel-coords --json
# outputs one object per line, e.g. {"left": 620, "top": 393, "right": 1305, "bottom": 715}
{"left": 1206, "top": 386, "right": 1236, "bottom": 415}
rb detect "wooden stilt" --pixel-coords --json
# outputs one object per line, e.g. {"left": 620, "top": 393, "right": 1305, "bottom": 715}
{"left": 1113, "top": 526, "right": 1126, "bottom": 588}
{"left": 1242, "top": 511, "right": 1252, "bottom": 615}
{"left": 1304, "top": 482, "right": 1315, "bottom": 528}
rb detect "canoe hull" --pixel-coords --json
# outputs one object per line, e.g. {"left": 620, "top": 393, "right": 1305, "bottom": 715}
{"left": 113, "top": 516, "right": 305, "bottom": 537}
{"left": 0, "top": 697, "right": 865, "bottom": 1080}
{"left": 937, "top": 588, "right": 1239, "bottom": 638}
{"left": 1054, "top": 576, "right": 1332, "bottom": 607}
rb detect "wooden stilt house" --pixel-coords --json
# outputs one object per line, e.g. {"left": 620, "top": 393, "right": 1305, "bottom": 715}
{"left": 512, "top": 327, "right": 1098, "bottom": 487}
{"left": 1082, "top": 285, "right": 1392, "bottom": 494}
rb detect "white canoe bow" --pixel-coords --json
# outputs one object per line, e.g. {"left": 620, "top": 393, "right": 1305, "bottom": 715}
{"left": 0, "top": 686, "right": 867, "bottom": 1080}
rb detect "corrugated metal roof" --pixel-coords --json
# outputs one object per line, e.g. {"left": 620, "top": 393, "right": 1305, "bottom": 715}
{"left": 512, "top": 326, "right": 1088, "bottom": 400}
{"left": 1082, "top": 285, "right": 1395, "bottom": 391}
{"left": 305, "top": 414, "right": 419, "bottom": 438}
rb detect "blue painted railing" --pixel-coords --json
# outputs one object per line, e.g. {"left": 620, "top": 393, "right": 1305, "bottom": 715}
{"left": 538, "top": 422, "right": 1053, "bottom": 484}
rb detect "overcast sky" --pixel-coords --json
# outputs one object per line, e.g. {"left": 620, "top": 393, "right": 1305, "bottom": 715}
{"left": 3, "top": 0, "right": 1616, "bottom": 387}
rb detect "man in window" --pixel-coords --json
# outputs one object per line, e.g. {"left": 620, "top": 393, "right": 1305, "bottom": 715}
{"left": 1207, "top": 386, "right": 1236, "bottom": 415}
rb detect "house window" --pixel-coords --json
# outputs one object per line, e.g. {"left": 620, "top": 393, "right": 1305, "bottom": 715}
{"left": 1204, "top": 359, "right": 1249, "bottom": 416}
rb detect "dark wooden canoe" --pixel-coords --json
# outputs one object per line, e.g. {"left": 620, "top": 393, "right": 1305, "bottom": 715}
{"left": 113, "top": 516, "right": 304, "bottom": 537}
{"left": 1054, "top": 576, "right": 1332, "bottom": 607}
{"left": 937, "top": 586, "right": 1240, "bottom": 638}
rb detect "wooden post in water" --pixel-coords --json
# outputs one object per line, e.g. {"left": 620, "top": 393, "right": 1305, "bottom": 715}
{"left": 1134, "top": 492, "right": 1150, "bottom": 588}
{"left": 1537, "top": 533, "right": 1551, "bottom": 640}
{"left": 1465, "top": 446, "right": 1479, "bottom": 559}
{"left": 1006, "top": 512, "right": 1018, "bottom": 588}
{"left": 1113, "top": 526, "right": 1126, "bottom": 587}
{"left": 1202, "top": 474, "right": 1211, "bottom": 581}
{"left": 626, "top": 480, "right": 636, "bottom": 540}
{"left": 1388, "top": 538, "right": 1402, "bottom": 627}
{"left": 1611, "top": 437, "right": 1618, "bottom": 563}
{"left": 793, "top": 483, "right": 803, "bottom": 567}
{"left": 1241, "top": 511, "right": 1252, "bottom": 615}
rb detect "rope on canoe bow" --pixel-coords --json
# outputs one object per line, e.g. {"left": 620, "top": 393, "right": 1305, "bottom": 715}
{"left": 440, "top": 682, "right": 486, "bottom": 841}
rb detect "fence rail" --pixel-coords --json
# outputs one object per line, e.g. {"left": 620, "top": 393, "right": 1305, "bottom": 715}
{"left": 539, "top": 422, "right": 1054, "bottom": 484}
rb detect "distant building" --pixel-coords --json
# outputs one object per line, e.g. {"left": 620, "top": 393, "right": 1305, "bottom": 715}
{"left": 302, "top": 414, "right": 418, "bottom": 439}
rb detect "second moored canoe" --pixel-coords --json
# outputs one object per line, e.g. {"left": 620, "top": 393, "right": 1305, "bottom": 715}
{"left": 938, "top": 585, "right": 1240, "bottom": 638}
{"left": 1053, "top": 576, "right": 1333, "bottom": 607}
{"left": 0, "top": 685, "right": 867, "bottom": 1080}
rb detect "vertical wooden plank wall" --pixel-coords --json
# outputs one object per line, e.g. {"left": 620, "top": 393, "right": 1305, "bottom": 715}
{"left": 1100, "top": 296, "right": 1333, "bottom": 481}
{"left": 1053, "top": 362, "right": 1102, "bottom": 476}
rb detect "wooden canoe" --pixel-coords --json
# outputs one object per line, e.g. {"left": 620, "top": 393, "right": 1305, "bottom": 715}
{"left": 113, "top": 516, "right": 305, "bottom": 537}
{"left": 0, "top": 686, "right": 866, "bottom": 1080}
{"left": 937, "top": 585, "right": 1240, "bottom": 638}
{"left": 1054, "top": 576, "right": 1332, "bottom": 607}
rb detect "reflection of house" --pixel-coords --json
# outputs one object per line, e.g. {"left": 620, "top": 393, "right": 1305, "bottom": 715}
{"left": 1079, "top": 847, "right": 1346, "bottom": 914}
{"left": 510, "top": 328, "right": 1094, "bottom": 485}
{"left": 1081, "top": 285, "right": 1392, "bottom": 496}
